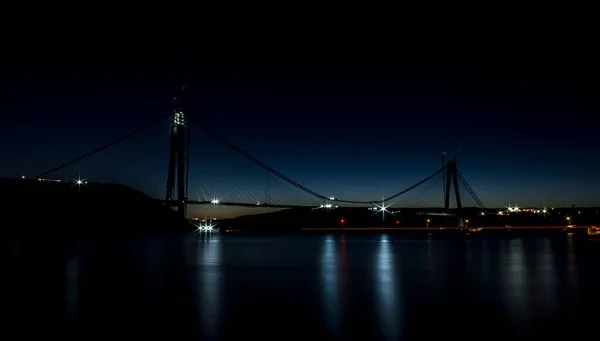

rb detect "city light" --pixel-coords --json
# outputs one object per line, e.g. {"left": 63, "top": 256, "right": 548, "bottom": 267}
{"left": 211, "top": 199, "right": 219, "bottom": 204}
{"left": 316, "top": 203, "right": 338, "bottom": 210}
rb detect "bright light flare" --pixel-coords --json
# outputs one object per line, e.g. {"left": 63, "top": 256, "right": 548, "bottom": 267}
{"left": 70, "top": 176, "right": 88, "bottom": 191}
{"left": 211, "top": 199, "right": 219, "bottom": 204}
{"left": 193, "top": 220, "right": 218, "bottom": 233}
{"left": 372, "top": 201, "right": 393, "bottom": 220}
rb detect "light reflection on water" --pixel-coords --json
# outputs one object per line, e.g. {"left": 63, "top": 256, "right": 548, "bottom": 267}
{"left": 536, "top": 239, "right": 558, "bottom": 316}
{"left": 566, "top": 235, "right": 578, "bottom": 287}
{"left": 498, "top": 237, "right": 566, "bottom": 329}
{"left": 3, "top": 233, "right": 597, "bottom": 339}
{"left": 66, "top": 245, "right": 83, "bottom": 320}
{"left": 320, "top": 235, "right": 341, "bottom": 333}
{"left": 197, "top": 233, "right": 222, "bottom": 338}
{"left": 500, "top": 239, "right": 530, "bottom": 325}
{"left": 374, "top": 234, "right": 402, "bottom": 340}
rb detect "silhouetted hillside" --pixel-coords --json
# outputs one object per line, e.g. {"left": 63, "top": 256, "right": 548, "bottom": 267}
{"left": 0, "top": 178, "right": 193, "bottom": 236}
{"left": 220, "top": 205, "right": 600, "bottom": 232}
{"left": 220, "top": 206, "right": 462, "bottom": 232}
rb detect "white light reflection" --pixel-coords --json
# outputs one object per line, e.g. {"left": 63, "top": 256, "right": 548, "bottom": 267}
{"left": 500, "top": 239, "right": 530, "bottom": 327}
{"left": 426, "top": 236, "right": 437, "bottom": 288}
{"left": 536, "top": 239, "right": 558, "bottom": 316}
{"left": 375, "top": 234, "right": 402, "bottom": 339}
{"left": 566, "top": 234, "right": 578, "bottom": 288}
{"left": 197, "top": 233, "right": 222, "bottom": 338}
{"left": 66, "top": 244, "right": 84, "bottom": 320}
{"left": 320, "top": 235, "right": 341, "bottom": 334}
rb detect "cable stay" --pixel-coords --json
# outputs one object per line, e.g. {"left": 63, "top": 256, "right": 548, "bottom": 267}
{"left": 38, "top": 113, "right": 172, "bottom": 179}
{"left": 456, "top": 170, "right": 485, "bottom": 208}
{"left": 456, "top": 171, "right": 484, "bottom": 208}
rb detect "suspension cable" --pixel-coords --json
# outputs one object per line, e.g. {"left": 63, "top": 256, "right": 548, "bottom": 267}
{"left": 380, "top": 168, "right": 444, "bottom": 203}
{"left": 190, "top": 116, "right": 443, "bottom": 205}
{"left": 189, "top": 116, "right": 331, "bottom": 200}
{"left": 38, "top": 113, "right": 172, "bottom": 178}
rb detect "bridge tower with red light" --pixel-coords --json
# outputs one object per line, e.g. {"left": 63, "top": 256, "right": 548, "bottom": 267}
{"left": 443, "top": 157, "right": 463, "bottom": 225}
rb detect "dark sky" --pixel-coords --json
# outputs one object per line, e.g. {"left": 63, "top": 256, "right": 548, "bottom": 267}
{"left": 1, "top": 45, "right": 598, "bottom": 217}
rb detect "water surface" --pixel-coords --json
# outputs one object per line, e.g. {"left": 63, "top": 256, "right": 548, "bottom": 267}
{"left": 3, "top": 233, "right": 599, "bottom": 339}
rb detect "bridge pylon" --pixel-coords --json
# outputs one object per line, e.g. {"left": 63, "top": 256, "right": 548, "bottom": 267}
{"left": 165, "top": 85, "right": 190, "bottom": 219}
{"left": 443, "top": 157, "right": 463, "bottom": 226}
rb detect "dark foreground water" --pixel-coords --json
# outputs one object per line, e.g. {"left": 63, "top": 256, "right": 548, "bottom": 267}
{"left": 2, "top": 233, "right": 600, "bottom": 340}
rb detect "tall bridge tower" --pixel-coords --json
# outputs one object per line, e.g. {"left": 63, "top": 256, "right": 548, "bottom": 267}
{"left": 443, "top": 157, "right": 463, "bottom": 225}
{"left": 165, "top": 85, "right": 190, "bottom": 219}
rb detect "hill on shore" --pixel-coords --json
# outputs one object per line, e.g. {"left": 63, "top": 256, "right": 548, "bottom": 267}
{"left": 0, "top": 178, "right": 193, "bottom": 236}
{"left": 218, "top": 204, "right": 599, "bottom": 232}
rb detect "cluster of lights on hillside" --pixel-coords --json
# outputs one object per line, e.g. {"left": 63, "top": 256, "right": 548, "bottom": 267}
{"left": 313, "top": 197, "right": 340, "bottom": 210}
{"left": 316, "top": 203, "right": 339, "bottom": 209}
{"left": 497, "top": 206, "right": 551, "bottom": 216}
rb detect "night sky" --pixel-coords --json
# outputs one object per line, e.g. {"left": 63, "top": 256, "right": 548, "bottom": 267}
{"left": 1, "top": 46, "right": 598, "bottom": 217}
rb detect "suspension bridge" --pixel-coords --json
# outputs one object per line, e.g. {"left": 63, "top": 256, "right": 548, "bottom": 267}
{"left": 34, "top": 86, "right": 484, "bottom": 223}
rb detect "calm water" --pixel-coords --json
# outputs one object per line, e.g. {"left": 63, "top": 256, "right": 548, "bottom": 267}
{"left": 2, "top": 233, "right": 600, "bottom": 339}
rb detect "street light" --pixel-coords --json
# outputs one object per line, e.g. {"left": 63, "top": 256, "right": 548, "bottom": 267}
{"left": 465, "top": 219, "right": 469, "bottom": 228}
{"left": 426, "top": 218, "right": 431, "bottom": 229}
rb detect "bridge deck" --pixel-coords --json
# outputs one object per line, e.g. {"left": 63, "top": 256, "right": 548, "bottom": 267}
{"left": 301, "top": 226, "right": 584, "bottom": 231}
